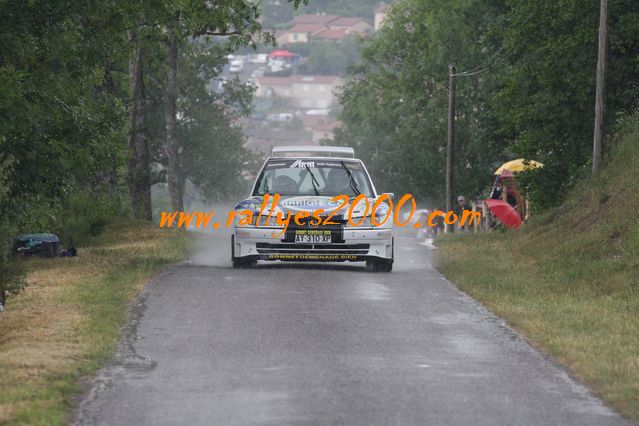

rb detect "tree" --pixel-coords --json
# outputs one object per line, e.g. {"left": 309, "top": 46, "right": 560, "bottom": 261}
{"left": 335, "top": 0, "right": 505, "bottom": 205}
{"left": 488, "top": 0, "right": 639, "bottom": 209}
{"left": 0, "top": 0, "right": 132, "bottom": 211}
{"left": 336, "top": 0, "right": 639, "bottom": 210}
{"left": 0, "top": 0, "right": 133, "bottom": 300}
{"left": 293, "top": 37, "right": 362, "bottom": 76}
{"left": 293, "top": 0, "right": 380, "bottom": 19}
{"left": 155, "top": 0, "right": 307, "bottom": 210}
{"left": 165, "top": 13, "right": 182, "bottom": 210}
{"left": 147, "top": 39, "right": 255, "bottom": 203}
{"left": 127, "top": 29, "right": 153, "bottom": 219}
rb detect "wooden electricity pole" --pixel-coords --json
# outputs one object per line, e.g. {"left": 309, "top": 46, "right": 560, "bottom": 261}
{"left": 592, "top": 0, "right": 609, "bottom": 174}
{"left": 445, "top": 64, "right": 456, "bottom": 232}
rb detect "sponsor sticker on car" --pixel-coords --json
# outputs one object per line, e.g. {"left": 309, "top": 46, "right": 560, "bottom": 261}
{"left": 267, "top": 254, "right": 358, "bottom": 261}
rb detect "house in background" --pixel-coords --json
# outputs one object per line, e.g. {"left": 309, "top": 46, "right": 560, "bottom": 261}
{"left": 315, "top": 28, "right": 349, "bottom": 42}
{"left": 255, "top": 75, "right": 344, "bottom": 109}
{"left": 274, "top": 30, "right": 290, "bottom": 46}
{"left": 255, "top": 76, "right": 293, "bottom": 98}
{"left": 280, "top": 23, "right": 324, "bottom": 44}
{"left": 302, "top": 115, "right": 341, "bottom": 143}
{"left": 292, "top": 14, "right": 340, "bottom": 26}
{"left": 327, "top": 17, "right": 373, "bottom": 35}
{"left": 278, "top": 14, "right": 372, "bottom": 44}
{"left": 289, "top": 75, "right": 344, "bottom": 109}
{"left": 374, "top": 2, "right": 391, "bottom": 31}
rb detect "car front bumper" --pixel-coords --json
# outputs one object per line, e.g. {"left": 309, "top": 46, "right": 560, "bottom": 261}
{"left": 233, "top": 226, "right": 394, "bottom": 262}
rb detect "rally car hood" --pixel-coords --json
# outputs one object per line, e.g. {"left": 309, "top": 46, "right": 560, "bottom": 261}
{"left": 234, "top": 194, "right": 388, "bottom": 218}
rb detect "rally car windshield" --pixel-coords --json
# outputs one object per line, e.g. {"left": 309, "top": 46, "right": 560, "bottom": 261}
{"left": 253, "top": 159, "right": 375, "bottom": 197}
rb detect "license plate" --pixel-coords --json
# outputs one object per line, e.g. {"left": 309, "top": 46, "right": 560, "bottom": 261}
{"left": 295, "top": 230, "right": 332, "bottom": 243}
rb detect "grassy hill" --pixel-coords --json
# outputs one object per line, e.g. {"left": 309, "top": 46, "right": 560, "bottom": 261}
{"left": 436, "top": 113, "right": 639, "bottom": 419}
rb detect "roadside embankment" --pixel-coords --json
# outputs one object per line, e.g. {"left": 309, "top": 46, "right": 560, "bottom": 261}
{"left": 436, "top": 115, "right": 639, "bottom": 420}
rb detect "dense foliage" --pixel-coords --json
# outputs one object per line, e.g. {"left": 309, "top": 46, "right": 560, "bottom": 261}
{"left": 335, "top": 0, "right": 639, "bottom": 208}
{"left": 0, "top": 1, "right": 131, "bottom": 297}
{"left": 295, "top": 0, "right": 380, "bottom": 20}
{"left": 291, "top": 38, "right": 362, "bottom": 75}
{"left": 260, "top": 0, "right": 380, "bottom": 27}
{"left": 0, "top": 0, "right": 306, "bottom": 302}
{"left": 335, "top": 0, "right": 505, "bottom": 204}
{"left": 490, "top": 0, "right": 639, "bottom": 208}
{"left": 146, "top": 39, "right": 256, "bottom": 202}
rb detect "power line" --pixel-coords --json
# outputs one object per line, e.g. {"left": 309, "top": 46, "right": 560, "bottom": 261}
{"left": 453, "top": 67, "right": 489, "bottom": 77}
{"left": 444, "top": 48, "right": 502, "bottom": 227}
{"left": 451, "top": 47, "right": 503, "bottom": 77}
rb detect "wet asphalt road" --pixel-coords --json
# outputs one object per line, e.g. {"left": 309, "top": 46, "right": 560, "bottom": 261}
{"left": 73, "top": 234, "right": 630, "bottom": 426}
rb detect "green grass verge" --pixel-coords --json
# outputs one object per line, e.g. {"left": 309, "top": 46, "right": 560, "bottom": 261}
{"left": 0, "top": 220, "right": 195, "bottom": 425}
{"left": 435, "top": 116, "right": 639, "bottom": 419}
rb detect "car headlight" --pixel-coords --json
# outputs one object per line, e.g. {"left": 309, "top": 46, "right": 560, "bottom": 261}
{"left": 346, "top": 214, "right": 387, "bottom": 228}
{"left": 254, "top": 214, "right": 281, "bottom": 226}
{"left": 346, "top": 216, "right": 368, "bottom": 227}
{"left": 232, "top": 210, "right": 259, "bottom": 227}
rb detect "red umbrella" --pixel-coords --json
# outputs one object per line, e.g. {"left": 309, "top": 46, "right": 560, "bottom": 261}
{"left": 484, "top": 199, "right": 522, "bottom": 229}
{"left": 269, "top": 49, "right": 295, "bottom": 58}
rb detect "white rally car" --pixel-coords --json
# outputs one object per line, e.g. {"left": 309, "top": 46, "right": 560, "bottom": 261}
{"left": 231, "top": 146, "right": 394, "bottom": 272}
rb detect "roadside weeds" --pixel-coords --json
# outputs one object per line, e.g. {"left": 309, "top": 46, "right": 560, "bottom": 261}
{"left": 435, "top": 116, "right": 639, "bottom": 421}
{"left": 435, "top": 231, "right": 639, "bottom": 420}
{"left": 0, "top": 220, "right": 193, "bottom": 425}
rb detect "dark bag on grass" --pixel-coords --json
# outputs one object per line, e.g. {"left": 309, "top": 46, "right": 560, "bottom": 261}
{"left": 13, "top": 233, "right": 62, "bottom": 258}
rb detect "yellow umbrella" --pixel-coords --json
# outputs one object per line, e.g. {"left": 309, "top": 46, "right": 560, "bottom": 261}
{"left": 494, "top": 159, "right": 544, "bottom": 175}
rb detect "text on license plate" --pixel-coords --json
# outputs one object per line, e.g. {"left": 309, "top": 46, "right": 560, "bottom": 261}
{"left": 295, "top": 230, "right": 332, "bottom": 243}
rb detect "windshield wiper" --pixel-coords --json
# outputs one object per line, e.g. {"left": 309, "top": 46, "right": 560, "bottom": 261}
{"left": 305, "top": 164, "right": 320, "bottom": 195}
{"left": 340, "top": 161, "right": 361, "bottom": 196}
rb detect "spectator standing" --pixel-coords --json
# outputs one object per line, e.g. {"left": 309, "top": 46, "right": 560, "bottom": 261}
{"left": 490, "top": 177, "right": 503, "bottom": 200}
{"left": 503, "top": 178, "right": 521, "bottom": 212}
{"left": 455, "top": 195, "right": 468, "bottom": 232}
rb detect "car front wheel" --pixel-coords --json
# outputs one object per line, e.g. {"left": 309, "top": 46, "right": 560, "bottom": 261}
{"left": 231, "top": 235, "right": 257, "bottom": 268}
{"left": 232, "top": 258, "right": 257, "bottom": 269}
{"left": 366, "top": 259, "right": 393, "bottom": 273}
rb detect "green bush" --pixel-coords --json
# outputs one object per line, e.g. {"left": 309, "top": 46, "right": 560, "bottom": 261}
{"left": 0, "top": 182, "right": 122, "bottom": 307}
{"left": 55, "top": 191, "right": 119, "bottom": 248}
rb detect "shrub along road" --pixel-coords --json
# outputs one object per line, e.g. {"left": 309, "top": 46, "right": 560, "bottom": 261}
{"left": 436, "top": 119, "right": 639, "bottom": 421}
{"left": 0, "top": 221, "right": 192, "bottom": 425}
{"left": 73, "top": 233, "right": 629, "bottom": 425}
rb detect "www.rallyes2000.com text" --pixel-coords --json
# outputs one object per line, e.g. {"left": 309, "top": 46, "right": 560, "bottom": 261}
{"left": 159, "top": 193, "right": 482, "bottom": 237}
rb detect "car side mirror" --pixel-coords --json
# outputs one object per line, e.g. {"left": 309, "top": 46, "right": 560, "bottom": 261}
{"left": 382, "top": 192, "right": 395, "bottom": 201}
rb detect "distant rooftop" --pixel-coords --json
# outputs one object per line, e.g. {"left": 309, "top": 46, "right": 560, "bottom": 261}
{"left": 329, "top": 17, "right": 369, "bottom": 27}
{"left": 316, "top": 29, "right": 349, "bottom": 40}
{"left": 292, "top": 14, "right": 340, "bottom": 26}
{"left": 256, "top": 75, "right": 343, "bottom": 85}
{"left": 302, "top": 115, "right": 341, "bottom": 131}
{"left": 288, "top": 23, "right": 324, "bottom": 34}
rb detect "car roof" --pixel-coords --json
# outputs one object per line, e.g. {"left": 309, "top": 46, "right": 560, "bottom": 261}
{"left": 271, "top": 145, "right": 355, "bottom": 158}
{"left": 266, "top": 156, "right": 361, "bottom": 161}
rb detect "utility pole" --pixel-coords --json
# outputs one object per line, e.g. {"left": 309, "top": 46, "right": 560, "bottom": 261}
{"left": 445, "top": 64, "right": 456, "bottom": 232}
{"left": 592, "top": 0, "right": 609, "bottom": 174}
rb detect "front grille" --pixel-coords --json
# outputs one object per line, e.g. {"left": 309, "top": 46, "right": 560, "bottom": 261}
{"left": 256, "top": 242, "right": 370, "bottom": 255}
